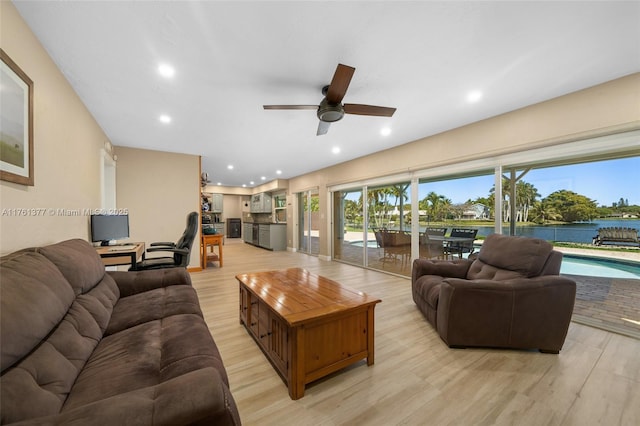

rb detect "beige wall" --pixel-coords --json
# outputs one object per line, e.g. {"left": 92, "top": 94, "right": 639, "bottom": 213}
{"left": 115, "top": 147, "right": 200, "bottom": 268}
{"left": 0, "top": 2, "right": 111, "bottom": 254}
{"left": 289, "top": 73, "right": 640, "bottom": 257}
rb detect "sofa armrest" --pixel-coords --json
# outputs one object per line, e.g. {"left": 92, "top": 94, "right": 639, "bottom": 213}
{"left": 108, "top": 267, "right": 192, "bottom": 297}
{"left": 437, "top": 276, "right": 576, "bottom": 352}
{"left": 8, "top": 368, "right": 240, "bottom": 426}
{"left": 411, "top": 258, "right": 472, "bottom": 284}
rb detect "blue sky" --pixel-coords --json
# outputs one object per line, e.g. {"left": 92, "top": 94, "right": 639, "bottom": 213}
{"left": 419, "top": 157, "right": 640, "bottom": 206}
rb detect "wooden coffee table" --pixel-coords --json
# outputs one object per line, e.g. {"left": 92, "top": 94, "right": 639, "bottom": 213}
{"left": 236, "top": 268, "right": 381, "bottom": 399}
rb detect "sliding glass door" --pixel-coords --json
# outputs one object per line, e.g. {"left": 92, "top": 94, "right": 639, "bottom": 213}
{"left": 333, "top": 188, "right": 365, "bottom": 266}
{"left": 298, "top": 189, "right": 319, "bottom": 255}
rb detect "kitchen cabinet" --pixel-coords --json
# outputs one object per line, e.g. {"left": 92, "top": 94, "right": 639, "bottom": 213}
{"left": 244, "top": 223, "right": 285, "bottom": 250}
{"left": 202, "top": 193, "right": 223, "bottom": 213}
{"left": 258, "top": 224, "right": 286, "bottom": 251}
{"left": 210, "top": 194, "right": 223, "bottom": 213}
{"left": 243, "top": 223, "right": 253, "bottom": 243}
{"left": 250, "top": 192, "right": 272, "bottom": 213}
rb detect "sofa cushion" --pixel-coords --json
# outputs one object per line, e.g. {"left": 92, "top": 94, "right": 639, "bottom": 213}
{"left": 38, "top": 239, "right": 106, "bottom": 296}
{"left": 468, "top": 234, "right": 554, "bottom": 280}
{"left": 106, "top": 285, "right": 203, "bottom": 336}
{"left": 63, "top": 313, "right": 228, "bottom": 410}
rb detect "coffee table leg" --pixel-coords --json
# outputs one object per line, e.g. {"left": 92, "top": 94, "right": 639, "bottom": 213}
{"left": 367, "top": 306, "right": 376, "bottom": 366}
{"left": 290, "top": 327, "right": 305, "bottom": 400}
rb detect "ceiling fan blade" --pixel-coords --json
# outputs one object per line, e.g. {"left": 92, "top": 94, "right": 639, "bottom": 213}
{"left": 317, "top": 120, "right": 331, "bottom": 136}
{"left": 344, "top": 104, "right": 396, "bottom": 117}
{"left": 263, "top": 105, "right": 318, "bottom": 110}
{"left": 326, "top": 64, "right": 355, "bottom": 104}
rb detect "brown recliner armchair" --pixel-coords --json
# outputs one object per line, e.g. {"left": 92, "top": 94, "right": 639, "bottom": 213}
{"left": 412, "top": 233, "right": 576, "bottom": 353}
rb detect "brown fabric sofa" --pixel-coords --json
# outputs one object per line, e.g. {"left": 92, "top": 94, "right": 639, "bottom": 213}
{"left": 1, "top": 239, "right": 241, "bottom": 425}
{"left": 412, "top": 233, "right": 576, "bottom": 354}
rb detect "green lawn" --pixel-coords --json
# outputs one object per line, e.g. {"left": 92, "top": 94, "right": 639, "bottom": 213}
{"left": 0, "top": 140, "right": 24, "bottom": 167}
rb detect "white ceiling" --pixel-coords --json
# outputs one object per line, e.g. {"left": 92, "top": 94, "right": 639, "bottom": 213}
{"left": 13, "top": 1, "right": 640, "bottom": 188}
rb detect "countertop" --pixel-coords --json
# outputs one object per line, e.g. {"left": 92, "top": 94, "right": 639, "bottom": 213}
{"left": 243, "top": 221, "right": 286, "bottom": 225}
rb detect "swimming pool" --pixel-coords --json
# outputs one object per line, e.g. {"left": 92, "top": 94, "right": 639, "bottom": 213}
{"left": 350, "top": 240, "right": 378, "bottom": 248}
{"left": 560, "top": 254, "right": 640, "bottom": 279}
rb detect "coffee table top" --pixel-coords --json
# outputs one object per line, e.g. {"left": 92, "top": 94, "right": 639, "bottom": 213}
{"left": 236, "top": 268, "right": 381, "bottom": 326}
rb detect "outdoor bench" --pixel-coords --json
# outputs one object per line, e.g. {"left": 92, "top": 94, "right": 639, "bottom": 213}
{"left": 592, "top": 227, "right": 640, "bottom": 247}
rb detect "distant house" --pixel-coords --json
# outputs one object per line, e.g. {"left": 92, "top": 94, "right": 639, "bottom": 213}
{"left": 462, "top": 203, "right": 489, "bottom": 220}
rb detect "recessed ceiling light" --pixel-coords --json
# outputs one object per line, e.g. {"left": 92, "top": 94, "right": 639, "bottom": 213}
{"left": 380, "top": 127, "right": 391, "bottom": 136}
{"left": 217, "top": 182, "right": 222, "bottom": 185}
{"left": 261, "top": 176, "right": 266, "bottom": 180}
{"left": 467, "top": 90, "right": 483, "bottom": 103}
{"left": 250, "top": 181, "right": 254, "bottom": 185}
{"left": 332, "top": 146, "right": 341, "bottom": 154}
{"left": 158, "top": 63, "right": 175, "bottom": 78}
{"left": 242, "top": 184, "right": 246, "bottom": 188}
{"left": 276, "top": 170, "right": 282, "bottom": 175}
{"left": 159, "top": 114, "right": 171, "bottom": 123}
{"left": 227, "top": 165, "right": 234, "bottom": 170}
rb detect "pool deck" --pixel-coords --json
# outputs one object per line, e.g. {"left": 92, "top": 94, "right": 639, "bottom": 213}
{"left": 555, "top": 246, "right": 640, "bottom": 262}
{"left": 554, "top": 247, "right": 640, "bottom": 340}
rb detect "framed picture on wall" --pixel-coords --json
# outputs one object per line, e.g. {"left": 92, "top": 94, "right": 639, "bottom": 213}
{"left": 1, "top": 48, "right": 34, "bottom": 186}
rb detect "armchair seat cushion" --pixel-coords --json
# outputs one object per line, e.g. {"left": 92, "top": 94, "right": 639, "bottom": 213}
{"left": 413, "top": 276, "right": 446, "bottom": 325}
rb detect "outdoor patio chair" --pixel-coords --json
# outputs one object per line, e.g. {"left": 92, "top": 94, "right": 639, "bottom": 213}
{"left": 419, "top": 232, "right": 446, "bottom": 260}
{"left": 445, "top": 228, "right": 478, "bottom": 258}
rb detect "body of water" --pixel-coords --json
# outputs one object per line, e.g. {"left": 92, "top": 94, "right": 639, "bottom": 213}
{"left": 427, "top": 219, "right": 640, "bottom": 244}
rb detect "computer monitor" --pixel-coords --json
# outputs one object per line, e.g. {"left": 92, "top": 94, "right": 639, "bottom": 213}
{"left": 90, "top": 214, "right": 129, "bottom": 246}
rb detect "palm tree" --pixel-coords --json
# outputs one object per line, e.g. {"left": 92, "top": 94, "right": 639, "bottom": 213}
{"left": 422, "top": 191, "right": 450, "bottom": 222}
{"left": 515, "top": 181, "right": 540, "bottom": 222}
{"left": 390, "top": 183, "right": 410, "bottom": 230}
{"left": 529, "top": 201, "right": 562, "bottom": 224}
{"left": 490, "top": 177, "right": 540, "bottom": 223}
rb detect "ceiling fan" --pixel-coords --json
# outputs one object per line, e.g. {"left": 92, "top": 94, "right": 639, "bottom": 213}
{"left": 200, "top": 172, "right": 211, "bottom": 188}
{"left": 263, "top": 64, "right": 396, "bottom": 135}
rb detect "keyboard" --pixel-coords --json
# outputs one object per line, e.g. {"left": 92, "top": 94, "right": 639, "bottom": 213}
{"left": 108, "top": 245, "right": 137, "bottom": 251}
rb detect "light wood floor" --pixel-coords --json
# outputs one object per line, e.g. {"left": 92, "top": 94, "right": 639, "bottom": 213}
{"left": 190, "top": 240, "right": 640, "bottom": 426}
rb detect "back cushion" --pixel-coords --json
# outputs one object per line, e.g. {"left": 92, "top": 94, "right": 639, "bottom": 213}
{"left": 467, "top": 234, "right": 553, "bottom": 280}
{"left": 38, "top": 239, "right": 106, "bottom": 296}
{"left": 466, "top": 260, "right": 528, "bottom": 281}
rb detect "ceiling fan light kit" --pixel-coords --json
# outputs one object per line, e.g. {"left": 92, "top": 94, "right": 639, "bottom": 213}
{"left": 317, "top": 98, "right": 344, "bottom": 123}
{"left": 264, "top": 63, "right": 396, "bottom": 135}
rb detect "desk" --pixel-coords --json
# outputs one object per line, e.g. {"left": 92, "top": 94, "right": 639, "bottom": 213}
{"left": 95, "top": 243, "right": 145, "bottom": 269}
{"left": 202, "top": 234, "right": 224, "bottom": 269}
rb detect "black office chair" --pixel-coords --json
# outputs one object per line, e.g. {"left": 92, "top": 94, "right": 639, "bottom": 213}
{"left": 130, "top": 212, "right": 198, "bottom": 271}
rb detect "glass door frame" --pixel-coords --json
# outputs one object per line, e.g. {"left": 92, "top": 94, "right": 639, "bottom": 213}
{"left": 297, "top": 188, "right": 319, "bottom": 255}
